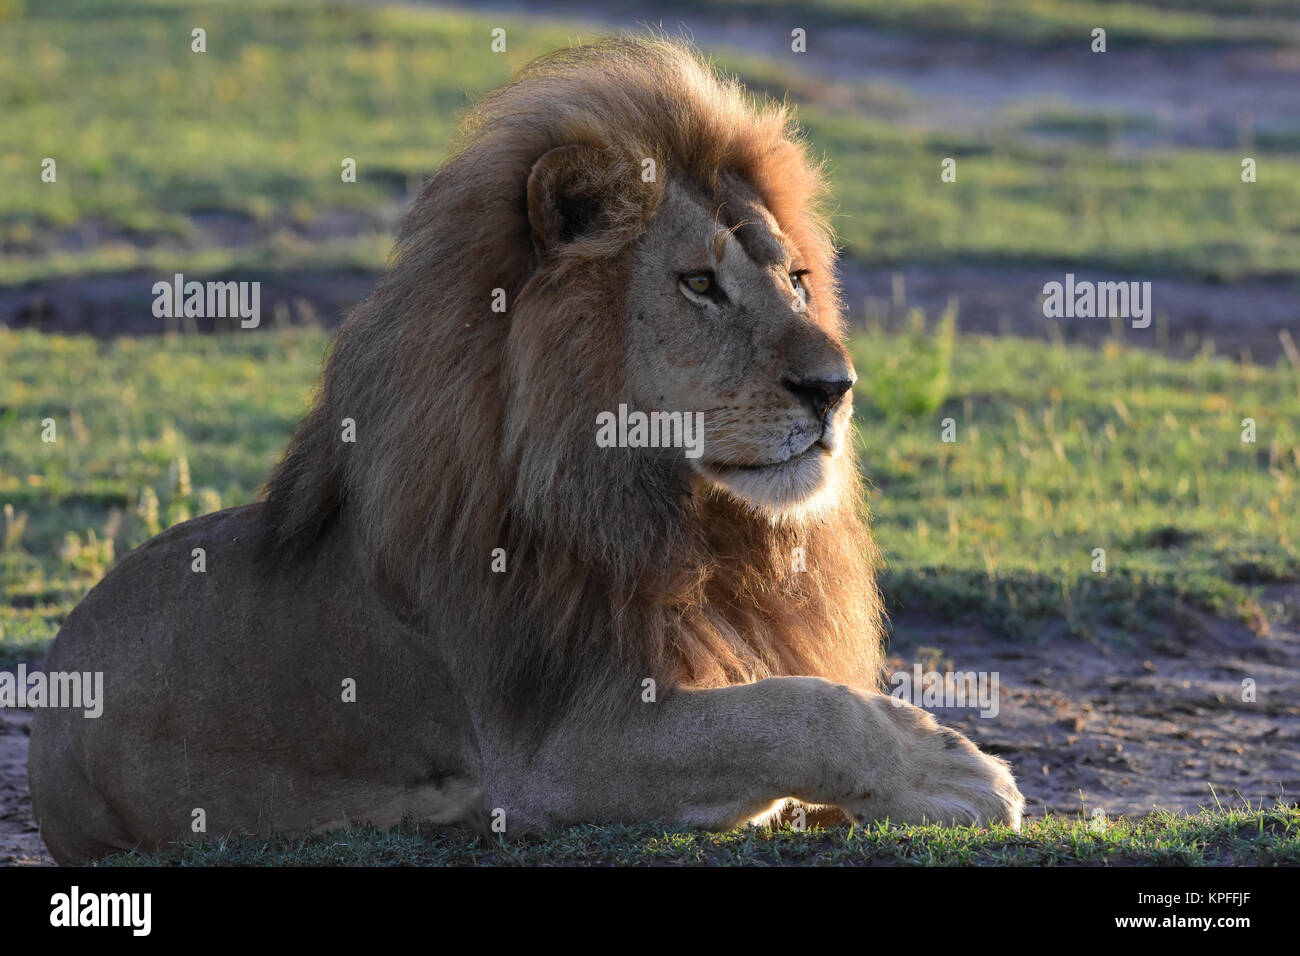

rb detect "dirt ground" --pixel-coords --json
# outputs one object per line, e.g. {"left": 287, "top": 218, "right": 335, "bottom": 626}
{"left": 0, "top": 709, "right": 42, "bottom": 865}
{"left": 4, "top": 585, "right": 1296, "bottom": 866}
{"left": 889, "top": 583, "right": 1300, "bottom": 821}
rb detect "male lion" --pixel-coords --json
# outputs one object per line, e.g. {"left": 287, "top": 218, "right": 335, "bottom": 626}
{"left": 29, "top": 37, "right": 1023, "bottom": 863}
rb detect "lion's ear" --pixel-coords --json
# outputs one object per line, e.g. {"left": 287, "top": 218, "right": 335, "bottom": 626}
{"left": 526, "top": 144, "right": 651, "bottom": 259}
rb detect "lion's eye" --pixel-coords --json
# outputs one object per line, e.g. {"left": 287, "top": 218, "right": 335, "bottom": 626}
{"left": 790, "top": 270, "right": 809, "bottom": 298}
{"left": 681, "top": 272, "right": 714, "bottom": 296}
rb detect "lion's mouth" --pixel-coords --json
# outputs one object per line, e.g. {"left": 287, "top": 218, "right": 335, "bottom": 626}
{"left": 703, "top": 440, "right": 828, "bottom": 475}
{"left": 695, "top": 438, "right": 838, "bottom": 513}
{"left": 692, "top": 430, "right": 844, "bottom": 513}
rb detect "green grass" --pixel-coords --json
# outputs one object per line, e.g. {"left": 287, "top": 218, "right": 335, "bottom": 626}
{"left": 809, "top": 110, "right": 1300, "bottom": 281}
{"left": 0, "top": 325, "right": 324, "bottom": 662}
{"left": 98, "top": 805, "right": 1300, "bottom": 866}
{"left": 0, "top": 0, "right": 533, "bottom": 232}
{"left": 4, "top": 0, "right": 1300, "bottom": 285}
{"left": 852, "top": 315, "right": 1300, "bottom": 640}
{"left": 3, "top": 322, "right": 1297, "bottom": 661}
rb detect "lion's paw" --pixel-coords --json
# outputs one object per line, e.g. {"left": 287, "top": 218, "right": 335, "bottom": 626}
{"left": 843, "top": 699, "right": 1025, "bottom": 831}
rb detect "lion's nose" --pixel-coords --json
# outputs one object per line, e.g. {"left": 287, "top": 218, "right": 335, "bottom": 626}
{"left": 783, "top": 377, "right": 855, "bottom": 419}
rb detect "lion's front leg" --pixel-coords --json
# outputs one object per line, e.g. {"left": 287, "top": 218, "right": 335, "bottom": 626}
{"left": 475, "top": 676, "right": 1023, "bottom": 834}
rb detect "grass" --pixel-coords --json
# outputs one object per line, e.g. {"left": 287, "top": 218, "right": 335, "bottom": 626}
{"left": 811, "top": 111, "right": 1300, "bottom": 281}
{"left": 0, "top": 0, "right": 529, "bottom": 234}
{"left": 98, "top": 804, "right": 1300, "bottom": 866}
{"left": 852, "top": 314, "right": 1300, "bottom": 640}
{"left": 0, "top": 325, "right": 323, "bottom": 662}
{"left": 3, "top": 320, "right": 1297, "bottom": 662}
{"left": 4, "top": 0, "right": 1300, "bottom": 285}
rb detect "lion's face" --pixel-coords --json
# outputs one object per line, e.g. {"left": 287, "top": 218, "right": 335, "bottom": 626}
{"left": 623, "top": 176, "right": 856, "bottom": 514}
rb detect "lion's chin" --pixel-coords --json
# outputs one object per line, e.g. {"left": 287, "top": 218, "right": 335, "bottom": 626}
{"left": 696, "top": 446, "right": 838, "bottom": 518}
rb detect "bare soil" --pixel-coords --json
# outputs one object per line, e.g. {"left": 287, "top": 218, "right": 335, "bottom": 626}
{"left": 840, "top": 265, "right": 1300, "bottom": 363}
{"left": 0, "top": 709, "right": 44, "bottom": 866}
{"left": 887, "top": 584, "right": 1300, "bottom": 818}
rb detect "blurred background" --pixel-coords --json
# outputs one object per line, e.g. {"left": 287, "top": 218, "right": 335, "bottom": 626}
{"left": 3, "top": 0, "right": 1299, "bottom": 351}
{"left": 1, "top": 0, "right": 1298, "bottom": 847}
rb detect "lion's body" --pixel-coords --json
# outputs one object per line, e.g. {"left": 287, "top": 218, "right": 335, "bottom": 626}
{"left": 29, "top": 38, "right": 1022, "bottom": 863}
{"left": 29, "top": 505, "right": 483, "bottom": 862}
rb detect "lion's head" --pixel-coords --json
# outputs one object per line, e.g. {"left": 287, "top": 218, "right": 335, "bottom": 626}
{"left": 264, "top": 36, "right": 884, "bottom": 724}
{"left": 619, "top": 167, "right": 857, "bottom": 513}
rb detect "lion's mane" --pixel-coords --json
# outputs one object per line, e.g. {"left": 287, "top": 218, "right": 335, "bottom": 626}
{"left": 262, "top": 36, "right": 885, "bottom": 729}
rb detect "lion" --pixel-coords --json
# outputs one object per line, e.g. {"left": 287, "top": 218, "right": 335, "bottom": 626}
{"left": 28, "top": 37, "right": 1023, "bottom": 863}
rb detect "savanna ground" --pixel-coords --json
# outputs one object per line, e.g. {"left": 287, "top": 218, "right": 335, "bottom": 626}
{"left": 0, "top": 0, "right": 1298, "bottom": 864}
